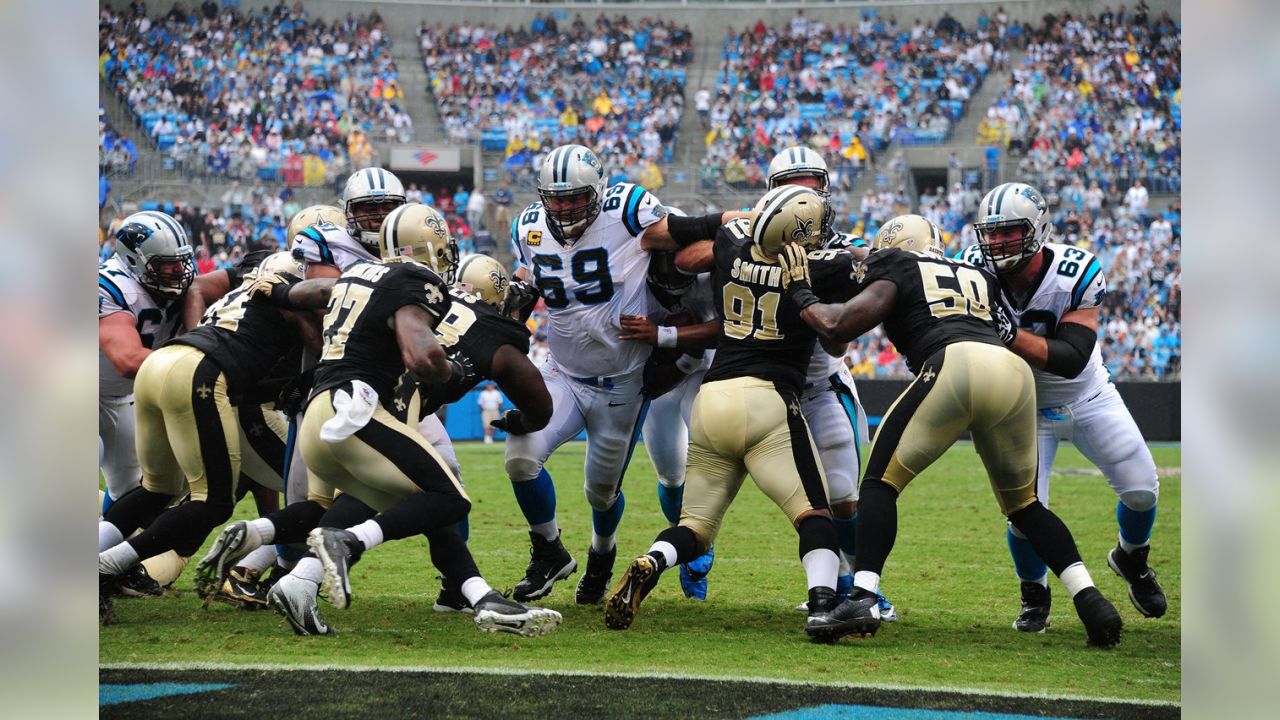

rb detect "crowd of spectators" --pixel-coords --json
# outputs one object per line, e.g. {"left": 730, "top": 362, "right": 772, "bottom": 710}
{"left": 699, "top": 9, "right": 1007, "bottom": 194}
{"left": 419, "top": 13, "right": 691, "bottom": 189}
{"left": 99, "top": 1, "right": 410, "bottom": 186}
{"left": 979, "top": 3, "right": 1181, "bottom": 197}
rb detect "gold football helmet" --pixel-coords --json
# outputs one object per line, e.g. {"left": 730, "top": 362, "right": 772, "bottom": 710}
{"left": 750, "top": 185, "right": 826, "bottom": 258}
{"left": 256, "top": 250, "right": 307, "bottom": 282}
{"left": 378, "top": 203, "right": 459, "bottom": 282}
{"left": 455, "top": 254, "right": 510, "bottom": 309}
{"left": 874, "top": 214, "right": 945, "bottom": 257}
{"left": 286, "top": 205, "right": 346, "bottom": 241}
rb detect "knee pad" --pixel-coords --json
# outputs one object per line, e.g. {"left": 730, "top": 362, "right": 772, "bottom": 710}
{"left": 505, "top": 457, "right": 542, "bottom": 484}
{"left": 583, "top": 483, "right": 617, "bottom": 512}
{"left": 656, "top": 474, "right": 683, "bottom": 489}
{"left": 1119, "top": 488, "right": 1158, "bottom": 512}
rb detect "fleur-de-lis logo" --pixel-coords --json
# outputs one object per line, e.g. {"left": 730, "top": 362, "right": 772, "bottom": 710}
{"left": 851, "top": 263, "right": 868, "bottom": 284}
{"left": 425, "top": 214, "right": 448, "bottom": 238}
{"left": 424, "top": 284, "right": 444, "bottom": 305}
{"left": 791, "top": 217, "right": 815, "bottom": 243}
{"left": 490, "top": 270, "right": 509, "bottom": 296}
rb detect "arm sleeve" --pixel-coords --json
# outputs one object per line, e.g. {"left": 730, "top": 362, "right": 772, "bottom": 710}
{"left": 98, "top": 274, "right": 130, "bottom": 318}
{"left": 1070, "top": 257, "right": 1106, "bottom": 310}
{"left": 621, "top": 186, "right": 664, "bottom": 236}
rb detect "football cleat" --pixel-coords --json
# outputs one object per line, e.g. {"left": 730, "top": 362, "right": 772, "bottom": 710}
{"left": 1073, "top": 586, "right": 1122, "bottom": 648}
{"left": 576, "top": 545, "right": 617, "bottom": 605}
{"left": 1107, "top": 543, "right": 1168, "bottom": 619}
{"left": 267, "top": 575, "right": 332, "bottom": 636}
{"left": 195, "top": 520, "right": 259, "bottom": 598}
{"left": 216, "top": 566, "right": 269, "bottom": 609}
{"left": 604, "top": 555, "right": 661, "bottom": 630}
{"left": 877, "top": 589, "right": 899, "bottom": 623}
{"left": 1013, "top": 580, "right": 1051, "bottom": 633}
{"left": 823, "top": 589, "right": 882, "bottom": 639}
{"left": 99, "top": 574, "right": 118, "bottom": 626}
{"left": 803, "top": 586, "right": 842, "bottom": 644}
{"left": 308, "top": 527, "right": 364, "bottom": 610}
{"left": 679, "top": 544, "right": 715, "bottom": 601}
{"left": 433, "top": 580, "right": 474, "bottom": 615}
{"left": 115, "top": 564, "right": 164, "bottom": 597}
{"left": 512, "top": 531, "right": 576, "bottom": 602}
{"left": 473, "top": 591, "right": 562, "bottom": 637}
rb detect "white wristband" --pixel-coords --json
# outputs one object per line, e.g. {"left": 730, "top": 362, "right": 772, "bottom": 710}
{"left": 657, "top": 325, "right": 679, "bottom": 348}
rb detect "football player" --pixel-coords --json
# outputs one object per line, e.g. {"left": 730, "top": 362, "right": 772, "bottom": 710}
{"left": 98, "top": 210, "right": 195, "bottom": 596}
{"left": 506, "top": 143, "right": 735, "bottom": 605}
{"left": 604, "top": 187, "right": 869, "bottom": 642}
{"left": 765, "top": 147, "right": 896, "bottom": 619}
{"left": 776, "top": 213, "right": 1124, "bottom": 647}
{"left": 961, "top": 182, "right": 1167, "bottom": 631}
{"left": 98, "top": 252, "right": 311, "bottom": 624}
{"left": 252, "top": 219, "right": 561, "bottom": 638}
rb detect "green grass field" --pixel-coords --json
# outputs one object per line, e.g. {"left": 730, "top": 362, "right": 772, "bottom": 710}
{"left": 100, "top": 441, "right": 1180, "bottom": 709}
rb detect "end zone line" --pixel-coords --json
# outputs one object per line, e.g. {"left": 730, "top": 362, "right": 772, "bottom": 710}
{"left": 99, "top": 661, "right": 1179, "bottom": 709}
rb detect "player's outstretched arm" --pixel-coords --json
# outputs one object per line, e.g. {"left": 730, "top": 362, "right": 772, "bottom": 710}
{"left": 1005, "top": 306, "right": 1099, "bottom": 379}
{"left": 798, "top": 281, "right": 896, "bottom": 344}
{"left": 488, "top": 344, "right": 553, "bottom": 435}
{"left": 619, "top": 314, "right": 720, "bottom": 350}
{"left": 182, "top": 270, "right": 233, "bottom": 332}
{"left": 674, "top": 240, "right": 714, "bottom": 274}
{"left": 99, "top": 313, "right": 151, "bottom": 378}
{"left": 642, "top": 211, "right": 749, "bottom": 251}
{"left": 394, "top": 305, "right": 451, "bottom": 384}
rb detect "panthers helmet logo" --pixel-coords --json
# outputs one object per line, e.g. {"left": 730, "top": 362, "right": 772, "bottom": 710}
{"left": 116, "top": 222, "right": 154, "bottom": 251}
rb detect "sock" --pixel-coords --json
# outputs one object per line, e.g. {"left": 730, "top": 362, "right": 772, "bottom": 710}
{"left": 98, "top": 521, "right": 124, "bottom": 553}
{"left": 1058, "top": 562, "right": 1096, "bottom": 598}
{"left": 349, "top": 519, "right": 385, "bottom": 550}
{"left": 838, "top": 553, "right": 852, "bottom": 576}
{"left": 276, "top": 544, "right": 307, "bottom": 565}
{"left": 851, "top": 479, "right": 898, "bottom": 577}
{"left": 240, "top": 545, "right": 278, "bottom": 574}
{"left": 801, "top": 548, "right": 839, "bottom": 591}
{"left": 656, "top": 482, "right": 683, "bottom": 525}
{"left": 1007, "top": 501, "right": 1084, "bottom": 576}
{"left": 591, "top": 492, "right": 625, "bottom": 553}
{"left": 653, "top": 525, "right": 702, "bottom": 566}
{"left": 512, "top": 467, "right": 557, "bottom": 536}
{"left": 648, "top": 540, "right": 678, "bottom": 570}
{"left": 853, "top": 570, "right": 881, "bottom": 595}
{"left": 275, "top": 553, "right": 299, "bottom": 571}
{"left": 456, "top": 516, "right": 470, "bottom": 544}
{"left": 101, "top": 491, "right": 115, "bottom": 515}
{"left": 461, "top": 576, "right": 494, "bottom": 606}
{"left": 427, "top": 526, "right": 480, "bottom": 587}
{"left": 249, "top": 517, "right": 276, "bottom": 544}
{"left": 373, "top": 491, "right": 470, "bottom": 542}
{"left": 1117, "top": 501, "right": 1157, "bottom": 551}
{"left": 268, "top": 501, "right": 325, "bottom": 545}
{"left": 292, "top": 556, "right": 324, "bottom": 585}
{"left": 832, "top": 513, "right": 857, "bottom": 557}
{"left": 1007, "top": 525, "right": 1049, "bottom": 586}
{"left": 99, "top": 542, "right": 141, "bottom": 576}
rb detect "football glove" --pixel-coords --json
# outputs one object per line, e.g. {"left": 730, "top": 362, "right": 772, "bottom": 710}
{"left": 504, "top": 279, "right": 539, "bottom": 322}
{"left": 247, "top": 273, "right": 299, "bottom": 308}
{"left": 491, "top": 409, "right": 533, "bottom": 436}
{"left": 447, "top": 351, "right": 477, "bottom": 387}
{"left": 993, "top": 302, "right": 1018, "bottom": 346}
{"left": 778, "top": 243, "right": 812, "bottom": 289}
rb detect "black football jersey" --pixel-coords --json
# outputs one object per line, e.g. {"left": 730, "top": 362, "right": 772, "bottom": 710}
{"left": 388, "top": 288, "right": 532, "bottom": 422}
{"left": 311, "top": 260, "right": 453, "bottom": 401}
{"left": 167, "top": 270, "right": 302, "bottom": 403}
{"left": 854, "top": 248, "right": 1003, "bottom": 373}
{"left": 703, "top": 218, "right": 858, "bottom": 391}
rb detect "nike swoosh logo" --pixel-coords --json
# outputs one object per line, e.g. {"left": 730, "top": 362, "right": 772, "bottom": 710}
{"left": 608, "top": 402, "right": 628, "bottom": 407}
{"left": 619, "top": 585, "right": 632, "bottom": 605}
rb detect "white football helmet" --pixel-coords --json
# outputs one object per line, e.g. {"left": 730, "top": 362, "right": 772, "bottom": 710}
{"left": 750, "top": 186, "right": 826, "bottom": 258}
{"left": 342, "top": 167, "right": 406, "bottom": 253}
{"left": 456, "top": 254, "right": 511, "bottom": 309}
{"left": 767, "top": 146, "right": 834, "bottom": 240}
{"left": 114, "top": 210, "right": 196, "bottom": 298}
{"left": 537, "top": 144, "right": 607, "bottom": 244}
{"left": 287, "top": 204, "right": 346, "bottom": 241}
{"left": 874, "top": 214, "right": 945, "bottom": 257}
{"left": 974, "top": 182, "right": 1053, "bottom": 274}
{"left": 378, "top": 203, "right": 459, "bottom": 283}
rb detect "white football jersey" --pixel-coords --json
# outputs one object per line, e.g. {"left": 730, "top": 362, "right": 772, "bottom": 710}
{"left": 805, "top": 231, "right": 869, "bottom": 385}
{"left": 961, "top": 242, "right": 1110, "bottom": 408}
{"left": 291, "top": 222, "right": 376, "bottom": 271}
{"left": 511, "top": 183, "right": 666, "bottom": 377}
{"left": 98, "top": 255, "right": 182, "bottom": 397}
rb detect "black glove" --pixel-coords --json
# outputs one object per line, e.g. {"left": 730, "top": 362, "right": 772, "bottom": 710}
{"left": 491, "top": 409, "right": 532, "bottom": 435}
{"left": 993, "top": 303, "right": 1018, "bottom": 346}
{"left": 274, "top": 367, "right": 316, "bottom": 417}
{"left": 447, "top": 352, "right": 476, "bottom": 387}
{"left": 505, "top": 279, "right": 539, "bottom": 322}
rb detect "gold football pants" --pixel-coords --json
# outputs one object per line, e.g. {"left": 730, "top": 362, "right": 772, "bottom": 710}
{"left": 865, "top": 341, "right": 1038, "bottom": 515}
{"left": 679, "top": 377, "right": 829, "bottom": 543}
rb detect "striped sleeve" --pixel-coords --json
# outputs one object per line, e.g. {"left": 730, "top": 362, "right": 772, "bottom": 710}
{"left": 98, "top": 273, "right": 130, "bottom": 318}
{"left": 509, "top": 215, "right": 526, "bottom": 270}
{"left": 622, "top": 186, "right": 663, "bottom": 237}
{"left": 1070, "top": 257, "right": 1106, "bottom": 310}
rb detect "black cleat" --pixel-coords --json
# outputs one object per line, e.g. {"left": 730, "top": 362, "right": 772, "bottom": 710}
{"left": 308, "top": 527, "right": 364, "bottom": 610}
{"left": 802, "top": 587, "right": 840, "bottom": 644}
{"left": 808, "top": 588, "right": 881, "bottom": 642}
{"left": 1013, "top": 580, "right": 1052, "bottom": 633}
{"left": 99, "top": 574, "right": 118, "bottom": 626}
{"left": 604, "top": 555, "right": 661, "bottom": 630}
{"left": 1073, "top": 586, "right": 1123, "bottom": 648}
{"left": 473, "top": 591, "right": 562, "bottom": 636}
{"left": 512, "top": 531, "right": 576, "bottom": 602}
{"left": 575, "top": 545, "right": 617, "bottom": 605}
{"left": 433, "top": 579, "right": 474, "bottom": 615}
{"left": 216, "top": 566, "right": 269, "bottom": 609}
{"left": 1107, "top": 543, "right": 1168, "bottom": 618}
{"left": 115, "top": 564, "right": 164, "bottom": 597}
